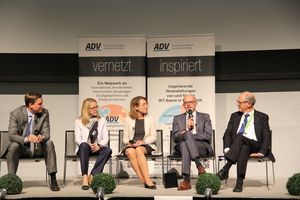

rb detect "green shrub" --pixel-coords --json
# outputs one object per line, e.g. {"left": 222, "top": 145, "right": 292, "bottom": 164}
{"left": 90, "top": 173, "right": 116, "bottom": 194}
{"left": 0, "top": 174, "right": 23, "bottom": 195}
{"left": 286, "top": 173, "right": 300, "bottom": 196}
{"left": 196, "top": 173, "right": 221, "bottom": 195}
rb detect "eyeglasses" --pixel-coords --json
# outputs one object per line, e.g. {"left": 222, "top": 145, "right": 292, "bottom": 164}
{"left": 183, "top": 101, "right": 196, "bottom": 105}
{"left": 236, "top": 100, "right": 248, "bottom": 104}
{"left": 89, "top": 106, "right": 98, "bottom": 110}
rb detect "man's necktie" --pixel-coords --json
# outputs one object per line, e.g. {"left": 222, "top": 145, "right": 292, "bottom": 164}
{"left": 25, "top": 116, "right": 35, "bottom": 157}
{"left": 25, "top": 116, "right": 32, "bottom": 136}
{"left": 238, "top": 114, "right": 250, "bottom": 134}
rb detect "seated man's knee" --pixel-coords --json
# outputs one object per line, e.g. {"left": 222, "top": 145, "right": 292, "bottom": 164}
{"left": 8, "top": 142, "right": 21, "bottom": 153}
{"left": 44, "top": 140, "right": 55, "bottom": 151}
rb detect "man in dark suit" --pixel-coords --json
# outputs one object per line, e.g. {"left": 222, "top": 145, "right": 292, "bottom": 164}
{"left": 6, "top": 93, "right": 60, "bottom": 191}
{"left": 172, "top": 94, "right": 213, "bottom": 191}
{"left": 217, "top": 91, "right": 275, "bottom": 192}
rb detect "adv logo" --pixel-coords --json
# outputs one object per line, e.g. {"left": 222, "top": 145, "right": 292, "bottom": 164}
{"left": 99, "top": 104, "right": 128, "bottom": 124}
{"left": 154, "top": 43, "right": 170, "bottom": 51}
{"left": 85, "top": 43, "right": 102, "bottom": 51}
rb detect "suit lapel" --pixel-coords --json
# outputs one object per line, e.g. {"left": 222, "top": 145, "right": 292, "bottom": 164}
{"left": 196, "top": 112, "right": 201, "bottom": 132}
{"left": 180, "top": 114, "right": 187, "bottom": 130}
{"left": 21, "top": 106, "right": 29, "bottom": 135}
{"left": 234, "top": 112, "right": 243, "bottom": 133}
{"left": 254, "top": 110, "right": 260, "bottom": 137}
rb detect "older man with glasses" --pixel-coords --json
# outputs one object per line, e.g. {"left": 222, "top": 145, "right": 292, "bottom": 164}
{"left": 172, "top": 94, "right": 213, "bottom": 191}
{"left": 216, "top": 91, "right": 275, "bottom": 192}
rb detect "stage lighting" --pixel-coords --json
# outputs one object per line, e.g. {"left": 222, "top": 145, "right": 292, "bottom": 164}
{"left": 0, "top": 189, "right": 7, "bottom": 199}
{"left": 204, "top": 188, "right": 212, "bottom": 199}
{"left": 96, "top": 187, "right": 104, "bottom": 200}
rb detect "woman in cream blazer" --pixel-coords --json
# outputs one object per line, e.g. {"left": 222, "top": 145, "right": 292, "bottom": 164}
{"left": 122, "top": 96, "right": 157, "bottom": 189}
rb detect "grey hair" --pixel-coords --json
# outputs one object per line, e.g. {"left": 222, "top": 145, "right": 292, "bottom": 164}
{"left": 244, "top": 92, "right": 256, "bottom": 106}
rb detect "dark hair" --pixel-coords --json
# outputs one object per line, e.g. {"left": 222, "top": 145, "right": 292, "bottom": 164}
{"left": 24, "top": 93, "right": 42, "bottom": 107}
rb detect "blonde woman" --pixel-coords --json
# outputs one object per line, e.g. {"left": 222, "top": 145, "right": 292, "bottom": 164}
{"left": 75, "top": 98, "right": 112, "bottom": 190}
{"left": 122, "top": 96, "right": 157, "bottom": 189}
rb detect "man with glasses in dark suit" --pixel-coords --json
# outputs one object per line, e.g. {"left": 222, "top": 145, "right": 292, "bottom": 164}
{"left": 216, "top": 91, "right": 275, "bottom": 192}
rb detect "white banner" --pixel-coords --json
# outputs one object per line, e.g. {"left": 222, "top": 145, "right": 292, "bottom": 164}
{"left": 147, "top": 34, "right": 215, "bottom": 175}
{"left": 78, "top": 35, "right": 146, "bottom": 159}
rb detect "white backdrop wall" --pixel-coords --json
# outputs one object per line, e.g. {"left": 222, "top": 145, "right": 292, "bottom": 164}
{"left": 0, "top": 0, "right": 300, "bottom": 53}
{"left": 0, "top": 92, "right": 299, "bottom": 180}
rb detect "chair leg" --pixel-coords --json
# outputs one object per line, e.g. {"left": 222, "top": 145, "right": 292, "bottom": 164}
{"left": 166, "top": 158, "right": 169, "bottom": 172}
{"left": 265, "top": 160, "right": 270, "bottom": 190}
{"left": 63, "top": 158, "right": 67, "bottom": 187}
{"left": 161, "top": 157, "right": 164, "bottom": 179}
{"left": 116, "top": 159, "right": 120, "bottom": 185}
{"left": 109, "top": 157, "right": 112, "bottom": 175}
{"left": 272, "top": 162, "right": 275, "bottom": 184}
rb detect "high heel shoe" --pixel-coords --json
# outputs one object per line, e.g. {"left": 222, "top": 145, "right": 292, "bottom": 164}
{"left": 144, "top": 183, "right": 157, "bottom": 189}
{"left": 82, "top": 185, "right": 90, "bottom": 190}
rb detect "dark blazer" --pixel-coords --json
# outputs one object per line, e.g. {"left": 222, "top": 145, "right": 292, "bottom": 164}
{"left": 172, "top": 111, "right": 213, "bottom": 155}
{"left": 223, "top": 110, "right": 275, "bottom": 162}
{"left": 1, "top": 105, "right": 50, "bottom": 157}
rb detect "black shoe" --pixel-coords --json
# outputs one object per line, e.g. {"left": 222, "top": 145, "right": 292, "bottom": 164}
{"left": 216, "top": 169, "right": 229, "bottom": 181}
{"left": 144, "top": 183, "right": 157, "bottom": 189}
{"left": 82, "top": 185, "right": 90, "bottom": 190}
{"left": 233, "top": 180, "right": 243, "bottom": 192}
{"left": 50, "top": 180, "right": 60, "bottom": 191}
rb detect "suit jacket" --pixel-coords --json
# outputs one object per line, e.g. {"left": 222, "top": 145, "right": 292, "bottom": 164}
{"left": 223, "top": 110, "right": 275, "bottom": 162}
{"left": 2, "top": 105, "right": 50, "bottom": 157}
{"left": 74, "top": 118, "right": 109, "bottom": 154}
{"left": 122, "top": 115, "right": 157, "bottom": 151}
{"left": 172, "top": 111, "right": 213, "bottom": 154}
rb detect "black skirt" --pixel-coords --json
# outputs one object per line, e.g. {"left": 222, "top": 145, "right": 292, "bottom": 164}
{"left": 122, "top": 144, "right": 154, "bottom": 156}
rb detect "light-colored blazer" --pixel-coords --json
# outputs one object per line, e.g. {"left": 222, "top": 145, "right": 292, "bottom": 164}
{"left": 122, "top": 115, "right": 157, "bottom": 151}
{"left": 74, "top": 118, "right": 109, "bottom": 154}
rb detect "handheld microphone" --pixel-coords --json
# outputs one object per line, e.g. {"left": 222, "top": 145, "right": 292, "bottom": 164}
{"left": 188, "top": 109, "right": 193, "bottom": 119}
{"left": 33, "top": 130, "right": 40, "bottom": 150}
{"left": 187, "top": 109, "right": 194, "bottom": 130}
{"left": 89, "top": 118, "right": 98, "bottom": 144}
{"left": 90, "top": 130, "right": 97, "bottom": 144}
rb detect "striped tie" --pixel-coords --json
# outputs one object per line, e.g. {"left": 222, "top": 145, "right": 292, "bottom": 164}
{"left": 238, "top": 114, "right": 249, "bottom": 134}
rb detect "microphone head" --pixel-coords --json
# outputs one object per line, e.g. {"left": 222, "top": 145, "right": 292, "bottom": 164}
{"left": 89, "top": 117, "right": 98, "bottom": 128}
{"left": 34, "top": 129, "right": 40, "bottom": 136}
{"left": 187, "top": 109, "right": 193, "bottom": 117}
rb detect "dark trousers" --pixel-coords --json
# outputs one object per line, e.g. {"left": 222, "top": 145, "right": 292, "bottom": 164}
{"left": 77, "top": 142, "right": 112, "bottom": 176}
{"left": 225, "top": 134, "right": 261, "bottom": 179}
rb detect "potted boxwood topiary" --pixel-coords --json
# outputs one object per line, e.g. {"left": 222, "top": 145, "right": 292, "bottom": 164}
{"left": 196, "top": 173, "right": 221, "bottom": 195}
{"left": 90, "top": 173, "right": 116, "bottom": 194}
{"left": 286, "top": 172, "right": 300, "bottom": 196}
{"left": 0, "top": 174, "right": 23, "bottom": 195}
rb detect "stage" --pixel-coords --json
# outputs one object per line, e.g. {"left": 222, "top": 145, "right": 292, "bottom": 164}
{"left": 3, "top": 177, "right": 299, "bottom": 200}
